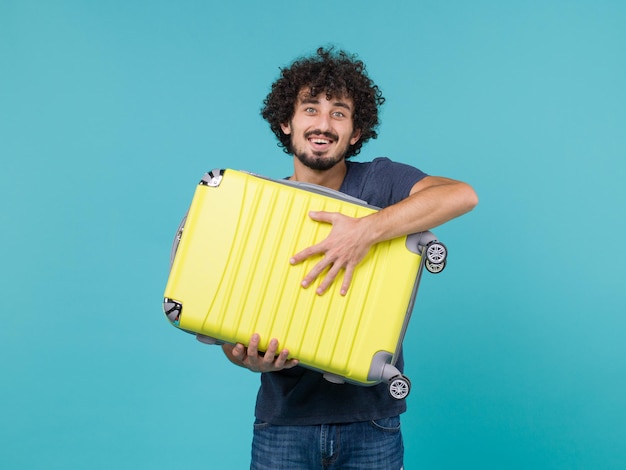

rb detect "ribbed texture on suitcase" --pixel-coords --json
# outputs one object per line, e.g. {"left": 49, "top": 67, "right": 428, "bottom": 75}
{"left": 164, "top": 170, "right": 422, "bottom": 384}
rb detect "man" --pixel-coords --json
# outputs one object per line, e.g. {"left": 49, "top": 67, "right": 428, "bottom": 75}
{"left": 222, "top": 47, "right": 478, "bottom": 469}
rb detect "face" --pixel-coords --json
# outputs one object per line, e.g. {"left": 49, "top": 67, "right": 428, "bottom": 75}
{"left": 280, "top": 89, "right": 361, "bottom": 171}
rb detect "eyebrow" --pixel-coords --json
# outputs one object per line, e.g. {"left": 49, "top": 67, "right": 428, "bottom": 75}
{"left": 300, "top": 96, "right": 353, "bottom": 111}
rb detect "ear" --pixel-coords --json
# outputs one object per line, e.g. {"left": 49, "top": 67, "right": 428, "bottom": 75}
{"left": 280, "top": 122, "right": 292, "bottom": 135}
{"left": 350, "top": 129, "right": 362, "bottom": 145}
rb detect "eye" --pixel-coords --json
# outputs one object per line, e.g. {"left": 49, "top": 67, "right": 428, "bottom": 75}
{"left": 332, "top": 111, "right": 346, "bottom": 118}
{"left": 304, "top": 107, "right": 316, "bottom": 114}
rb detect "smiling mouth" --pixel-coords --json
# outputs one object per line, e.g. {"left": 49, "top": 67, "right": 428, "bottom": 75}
{"left": 305, "top": 131, "right": 338, "bottom": 145}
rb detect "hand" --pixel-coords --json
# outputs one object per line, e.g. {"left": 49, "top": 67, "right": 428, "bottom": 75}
{"left": 222, "top": 333, "right": 299, "bottom": 372}
{"left": 290, "top": 211, "right": 374, "bottom": 296}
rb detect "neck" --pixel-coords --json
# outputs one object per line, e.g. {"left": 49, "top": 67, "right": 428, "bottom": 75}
{"left": 290, "top": 159, "right": 347, "bottom": 190}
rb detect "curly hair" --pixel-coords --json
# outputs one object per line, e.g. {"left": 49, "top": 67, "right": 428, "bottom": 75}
{"left": 261, "top": 47, "right": 385, "bottom": 159}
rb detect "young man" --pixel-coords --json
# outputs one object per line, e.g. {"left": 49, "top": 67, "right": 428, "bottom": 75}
{"left": 222, "top": 47, "right": 478, "bottom": 469}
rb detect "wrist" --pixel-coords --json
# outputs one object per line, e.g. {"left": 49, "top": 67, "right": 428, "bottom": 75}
{"left": 361, "top": 211, "right": 385, "bottom": 245}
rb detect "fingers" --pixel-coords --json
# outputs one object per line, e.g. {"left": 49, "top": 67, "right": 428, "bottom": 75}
{"left": 313, "top": 262, "right": 355, "bottom": 296}
{"left": 308, "top": 260, "right": 342, "bottom": 295}
{"left": 274, "top": 348, "right": 299, "bottom": 370}
{"left": 290, "top": 243, "right": 323, "bottom": 267}
{"left": 290, "top": 210, "right": 369, "bottom": 296}
{"left": 298, "top": 247, "right": 357, "bottom": 295}
{"left": 340, "top": 267, "right": 355, "bottom": 296}
{"left": 290, "top": 212, "right": 346, "bottom": 295}
{"left": 232, "top": 334, "right": 298, "bottom": 373}
{"left": 300, "top": 257, "right": 333, "bottom": 289}
{"left": 289, "top": 211, "right": 336, "bottom": 266}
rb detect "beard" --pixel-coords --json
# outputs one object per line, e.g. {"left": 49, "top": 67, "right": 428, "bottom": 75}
{"left": 291, "top": 130, "right": 350, "bottom": 171}
{"left": 294, "top": 150, "right": 345, "bottom": 171}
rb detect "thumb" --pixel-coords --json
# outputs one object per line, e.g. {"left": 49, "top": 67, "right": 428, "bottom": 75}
{"left": 309, "top": 210, "right": 335, "bottom": 224}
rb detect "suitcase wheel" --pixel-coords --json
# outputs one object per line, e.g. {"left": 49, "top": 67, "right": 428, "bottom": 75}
{"left": 425, "top": 241, "right": 447, "bottom": 265}
{"left": 388, "top": 375, "right": 411, "bottom": 400}
{"left": 425, "top": 259, "right": 446, "bottom": 274}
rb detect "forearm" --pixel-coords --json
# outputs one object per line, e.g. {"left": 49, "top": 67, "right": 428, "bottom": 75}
{"left": 363, "top": 179, "right": 478, "bottom": 244}
{"left": 291, "top": 176, "right": 477, "bottom": 295}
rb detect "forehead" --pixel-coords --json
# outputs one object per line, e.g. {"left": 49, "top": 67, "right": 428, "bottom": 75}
{"left": 296, "top": 87, "right": 354, "bottom": 109}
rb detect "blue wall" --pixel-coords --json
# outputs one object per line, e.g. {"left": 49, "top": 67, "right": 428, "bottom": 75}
{"left": 2, "top": 1, "right": 625, "bottom": 468}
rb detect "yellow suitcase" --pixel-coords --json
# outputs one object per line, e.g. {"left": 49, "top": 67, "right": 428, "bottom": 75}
{"left": 163, "top": 169, "right": 447, "bottom": 399}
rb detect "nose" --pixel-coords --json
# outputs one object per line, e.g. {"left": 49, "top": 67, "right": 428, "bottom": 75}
{"left": 315, "top": 112, "right": 332, "bottom": 132}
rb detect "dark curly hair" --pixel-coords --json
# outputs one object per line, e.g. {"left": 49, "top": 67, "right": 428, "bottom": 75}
{"left": 261, "top": 47, "right": 385, "bottom": 159}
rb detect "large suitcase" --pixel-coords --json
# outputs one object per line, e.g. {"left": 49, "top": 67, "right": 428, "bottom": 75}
{"left": 162, "top": 168, "right": 447, "bottom": 399}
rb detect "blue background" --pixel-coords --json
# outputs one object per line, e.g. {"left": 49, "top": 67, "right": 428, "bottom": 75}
{"left": 2, "top": 1, "right": 625, "bottom": 468}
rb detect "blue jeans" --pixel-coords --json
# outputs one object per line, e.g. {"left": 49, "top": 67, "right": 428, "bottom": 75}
{"left": 250, "top": 416, "right": 404, "bottom": 470}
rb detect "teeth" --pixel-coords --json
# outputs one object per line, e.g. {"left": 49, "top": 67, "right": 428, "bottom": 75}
{"left": 312, "top": 139, "right": 330, "bottom": 144}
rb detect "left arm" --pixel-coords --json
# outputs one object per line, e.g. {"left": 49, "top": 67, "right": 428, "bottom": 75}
{"left": 290, "top": 176, "right": 478, "bottom": 295}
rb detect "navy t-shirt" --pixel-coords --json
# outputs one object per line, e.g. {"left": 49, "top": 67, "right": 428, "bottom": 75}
{"left": 255, "top": 157, "right": 428, "bottom": 425}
